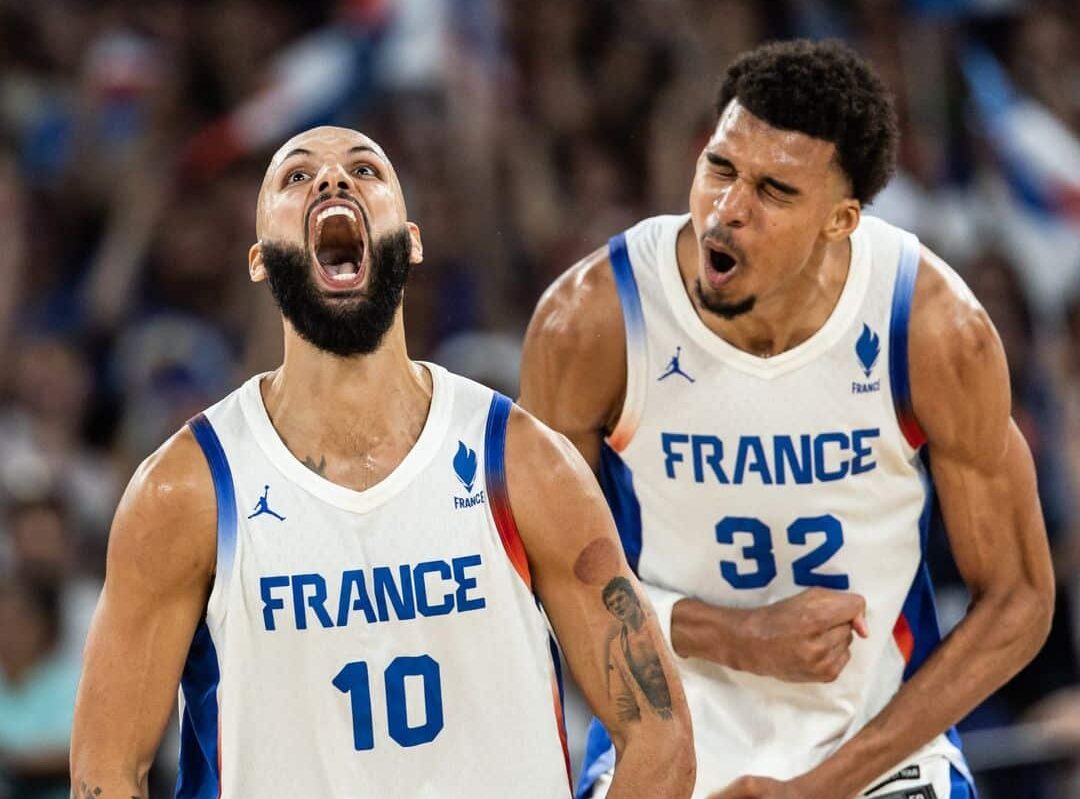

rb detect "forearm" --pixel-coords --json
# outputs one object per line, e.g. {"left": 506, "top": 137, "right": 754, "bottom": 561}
{"left": 670, "top": 596, "right": 752, "bottom": 669}
{"left": 608, "top": 728, "right": 696, "bottom": 799}
{"left": 69, "top": 772, "right": 148, "bottom": 799}
{"left": 799, "top": 584, "right": 1051, "bottom": 798}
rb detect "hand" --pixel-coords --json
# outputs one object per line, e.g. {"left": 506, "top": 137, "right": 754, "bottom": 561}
{"left": 739, "top": 588, "right": 869, "bottom": 683}
{"left": 709, "top": 775, "right": 802, "bottom": 799}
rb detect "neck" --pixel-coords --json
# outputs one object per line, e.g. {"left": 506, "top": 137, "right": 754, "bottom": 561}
{"left": 261, "top": 315, "right": 433, "bottom": 482}
{"left": 676, "top": 222, "right": 852, "bottom": 358}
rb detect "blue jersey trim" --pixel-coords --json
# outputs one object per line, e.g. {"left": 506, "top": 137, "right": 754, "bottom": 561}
{"left": 949, "top": 764, "right": 977, "bottom": 798}
{"left": 188, "top": 414, "right": 239, "bottom": 594}
{"left": 483, "top": 393, "right": 533, "bottom": 589}
{"left": 888, "top": 233, "right": 926, "bottom": 449}
{"left": 598, "top": 443, "right": 643, "bottom": 572}
{"left": 608, "top": 232, "right": 647, "bottom": 356}
{"left": 175, "top": 620, "right": 221, "bottom": 799}
{"left": 900, "top": 466, "right": 941, "bottom": 679}
{"left": 575, "top": 717, "right": 616, "bottom": 799}
{"left": 897, "top": 461, "right": 969, "bottom": 767}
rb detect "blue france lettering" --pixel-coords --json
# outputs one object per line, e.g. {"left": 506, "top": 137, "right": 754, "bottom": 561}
{"left": 660, "top": 429, "right": 880, "bottom": 486}
{"left": 260, "top": 554, "right": 486, "bottom": 631}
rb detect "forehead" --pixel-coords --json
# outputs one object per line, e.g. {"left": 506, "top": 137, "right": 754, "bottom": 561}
{"left": 708, "top": 100, "right": 837, "bottom": 177}
{"left": 267, "top": 127, "right": 391, "bottom": 174}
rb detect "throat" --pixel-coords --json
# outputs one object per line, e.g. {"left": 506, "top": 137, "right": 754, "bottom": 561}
{"left": 259, "top": 360, "right": 434, "bottom": 492}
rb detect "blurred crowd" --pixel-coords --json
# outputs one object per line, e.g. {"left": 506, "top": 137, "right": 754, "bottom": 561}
{"left": 0, "top": 1, "right": 1076, "bottom": 797}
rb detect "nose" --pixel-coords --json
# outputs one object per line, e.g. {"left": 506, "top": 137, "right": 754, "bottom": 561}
{"left": 713, "top": 180, "right": 751, "bottom": 228}
{"left": 316, "top": 162, "right": 351, "bottom": 194}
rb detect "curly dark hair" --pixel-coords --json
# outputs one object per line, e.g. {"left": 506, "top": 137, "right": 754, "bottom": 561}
{"left": 716, "top": 39, "right": 898, "bottom": 204}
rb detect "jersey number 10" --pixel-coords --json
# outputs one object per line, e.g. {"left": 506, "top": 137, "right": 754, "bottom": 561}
{"left": 333, "top": 655, "right": 444, "bottom": 750}
{"left": 717, "top": 513, "right": 848, "bottom": 590}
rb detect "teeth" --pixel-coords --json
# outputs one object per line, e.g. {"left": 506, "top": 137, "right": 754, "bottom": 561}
{"left": 316, "top": 206, "right": 356, "bottom": 224}
{"left": 331, "top": 272, "right": 355, "bottom": 281}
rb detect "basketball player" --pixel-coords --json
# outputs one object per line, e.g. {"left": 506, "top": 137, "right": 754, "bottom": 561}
{"left": 70, "top": 126, "right": 694, "bottom": 798}
{"left": 520, "top": 40, "right": 1054, "bottom": 799}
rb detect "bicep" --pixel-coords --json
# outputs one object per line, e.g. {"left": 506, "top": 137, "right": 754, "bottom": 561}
{"left": 929, "top": 420, "right": 1051, "bottom": 599}
{"left": 72, "top": 442, "right": 216, "bottom": 778}
{"left": 507, "top": 412, "right": 683, "bottom": 746}
{"left": 518, "top": 254, "right": 625, "bottom": 474}
{"left": 909, "top": 264, "right": 1052, "bottom": 600}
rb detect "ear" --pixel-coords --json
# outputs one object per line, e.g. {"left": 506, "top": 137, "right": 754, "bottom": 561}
{"left": 249, "top": 242, "right": 267, "bottom": 282}
{"left": 822, "top": 198, "right": 860, "bottom": 243}
{"left": 407, "top": 222, "right": 424, "bottom": 266}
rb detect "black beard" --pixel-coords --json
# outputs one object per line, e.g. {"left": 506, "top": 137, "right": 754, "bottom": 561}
{"left": 261, "top": 227, "right": 411, "bottom": 357}
{"left": 695, "top": 279, "right": 756, "bottom": 319}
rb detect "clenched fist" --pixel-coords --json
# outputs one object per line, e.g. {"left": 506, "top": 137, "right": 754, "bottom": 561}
{"left": 739, "top": 588, "right": 869, "bottom": 682}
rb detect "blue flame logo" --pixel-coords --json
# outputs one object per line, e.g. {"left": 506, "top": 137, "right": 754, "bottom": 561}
{"left": 855, "top": 324, "right": 880, "bottom": 378}
{"left": 453, "top": 441, "right": 477, "bottom": 493}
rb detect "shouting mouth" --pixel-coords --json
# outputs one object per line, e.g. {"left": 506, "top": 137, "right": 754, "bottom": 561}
{"left": 308, "top": 200, "right": 367, "bottom": 290}
{"left": 703, "top": 239, "right": 740, "bottom": 288}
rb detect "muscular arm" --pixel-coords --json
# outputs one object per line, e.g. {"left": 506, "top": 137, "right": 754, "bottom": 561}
{"left": 787, "top": 249, "right": 1055, "bottom": 799}
{"left": 506, "top": 407, "right": 695, "bottom": 798}
{"left": 520, "top": 247, "right": 866, "bottom": 684}
{"left": 70, "top": 429, "right": 217, "bottom": 798}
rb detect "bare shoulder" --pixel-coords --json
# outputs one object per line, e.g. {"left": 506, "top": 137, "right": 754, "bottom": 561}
{"left": 908, "top": 245, "right": 1010, "bottom": 461}
{"left": 502, "top": 403, "right": 615, "bottom": 562}
{"left": 520, "top": 246, "right": 627, "bottom": 439}
{"left": 525, "top": 245, "right": 624, "bottom": 364}
{"left": 108, "top": 424, "right": 217, "bottom": 588}
{"left": 504, "top": 403, "right": 594, "bottom": 495}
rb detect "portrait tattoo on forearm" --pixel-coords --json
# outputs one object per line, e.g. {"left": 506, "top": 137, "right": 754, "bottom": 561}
{"left": 600, "top": 576, "right": 674, "bottom": 720}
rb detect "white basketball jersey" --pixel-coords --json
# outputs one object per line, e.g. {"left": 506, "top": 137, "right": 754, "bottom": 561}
{"left": 579, "top": 214, "right": 972, "bottom": 797}
{"left": 177, "top": 364, "right": 571, "bottom": 798}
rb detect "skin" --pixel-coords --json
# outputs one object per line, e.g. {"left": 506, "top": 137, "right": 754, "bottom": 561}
{"left": 70, "top": 127, "right": 695, "bottom": 798}
{"left": 520, "top": 101, "right": 1055, "bottom": 798}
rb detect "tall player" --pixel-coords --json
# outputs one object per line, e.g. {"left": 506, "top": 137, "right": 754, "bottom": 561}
{"left": 70, "top": 126, "right": 694, "bottom": 798}
{"left": 521, "top": 40, "right": 1054, "bottom": 799}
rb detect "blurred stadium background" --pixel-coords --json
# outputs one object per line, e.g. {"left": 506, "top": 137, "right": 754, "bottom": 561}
{"left": 0, "top": 0, "right": 1076, "bottom": 797}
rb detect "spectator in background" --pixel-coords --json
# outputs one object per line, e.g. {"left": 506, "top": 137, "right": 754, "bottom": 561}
{"left": 6, "top": 495, "right": 101, "bottom": 663}
{"left": 0, "top": 577, "right": 79, "bottom": 799}
{"left": 0, "top": 336, "right": 119, "bottom": 544}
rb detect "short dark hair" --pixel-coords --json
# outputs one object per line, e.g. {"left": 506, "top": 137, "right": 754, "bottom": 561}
{"left": 602, "top": 576, "right": 637, "bottom": 607}
{"left": 715, "top": 39, "right": 898, "bottom": 204}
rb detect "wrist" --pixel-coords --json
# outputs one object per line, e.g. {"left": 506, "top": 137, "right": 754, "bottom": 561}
{"left": 671, "top": 598, "right": 753, "bottom": 668}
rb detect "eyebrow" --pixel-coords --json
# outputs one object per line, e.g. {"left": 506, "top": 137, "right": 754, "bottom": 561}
{"left": 280, "top": 147, "right": 312, "bottom": 163}
{"left": 348, "top": 145, "right": 382, "bottom": 158}
{"left": 706, "top": 152, "right": 801, "bottom": 196}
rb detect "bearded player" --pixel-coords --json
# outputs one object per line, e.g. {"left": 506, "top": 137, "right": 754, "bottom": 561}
{"left": 70, "top": 126, "right": 694, "bottom": 798}
{"left": 521, "top": 40, "right": 1053, "bottom": 799}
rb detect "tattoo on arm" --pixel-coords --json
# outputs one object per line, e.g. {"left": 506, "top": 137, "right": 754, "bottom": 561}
{"left": 302, "top": 454, "right": 327, "bottom": 476}
{"left": 73, "top": 781, "right": 144, "bottom": 799}
{"left": 601, "top": 576, "right": 674, "bottom": 720}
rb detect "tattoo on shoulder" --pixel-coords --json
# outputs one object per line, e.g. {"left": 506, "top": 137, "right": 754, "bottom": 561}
{"left": 302, "top": 454, "right": 327, "bottom": 476}
{"left": 601, "top": 576, "right": 673, "bottom": 721}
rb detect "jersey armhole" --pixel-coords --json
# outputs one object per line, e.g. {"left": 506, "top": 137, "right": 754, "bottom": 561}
{"left": 187, "top": 413, "right": 240, "bottom": 606}
{"left": 606, "top": 232, "right": 648, "bottom": 452}
{"left": 483, "top": 393, "right": 534, "bottom": 590}
{"left": 888, "top": 233, "right": 929, "bottom": 451}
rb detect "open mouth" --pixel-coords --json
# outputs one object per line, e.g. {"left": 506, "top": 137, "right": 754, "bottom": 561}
{"left": 703, "top": 239, "right": 740, "bottom": 288}
{"left": 309, "top": 201, "right": 367, "bottom": 289}
{"left": 709, "top": 248, "right": 737, "bottom": 274}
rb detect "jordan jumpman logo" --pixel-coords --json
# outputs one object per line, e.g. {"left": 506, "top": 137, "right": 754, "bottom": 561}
{"left": 248, "top": 485, "right": 286, "bottom": 521}
{"left": 658, "top": 346, "right": 695, "bottom": 383}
